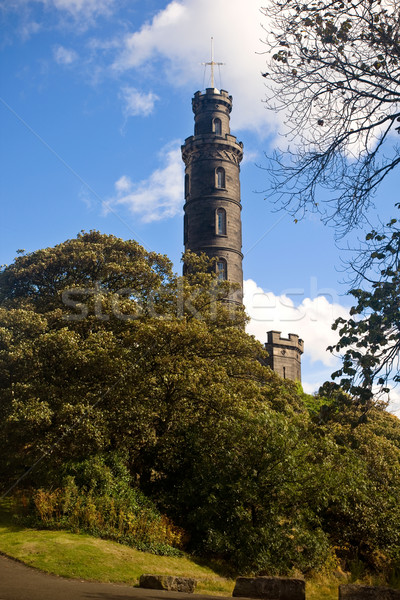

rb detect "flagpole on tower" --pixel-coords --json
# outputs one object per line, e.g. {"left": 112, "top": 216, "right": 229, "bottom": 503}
{"left": 202, "top": 37, "right": 224, "bottom": 89}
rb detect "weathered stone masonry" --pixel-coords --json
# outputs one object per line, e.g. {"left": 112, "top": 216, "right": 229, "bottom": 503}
{"left": 181, "top": 86, "right": 304, "bottom": 380}
{"left": 264, "top": 331, "right": 304, "bottom": 382}
{"left": 182, "top": 88, "right": 244, "bottom": 304}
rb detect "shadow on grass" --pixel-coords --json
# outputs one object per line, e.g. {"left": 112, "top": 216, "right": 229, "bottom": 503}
{"left": 189, "top": 555, "right": 236, "bottom": 580}
{"left": 0, "top": 499, "right": 27, "bottom": 532}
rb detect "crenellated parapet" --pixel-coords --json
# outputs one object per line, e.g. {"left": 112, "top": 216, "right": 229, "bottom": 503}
{"left": 264, "top": 330, "right": 304, "bottom": 382}
{"left": 266, "top": 331, "right": 304, "bottom": 353}
{"left": 192, "top": 88, "right": 233, "bottom": 117}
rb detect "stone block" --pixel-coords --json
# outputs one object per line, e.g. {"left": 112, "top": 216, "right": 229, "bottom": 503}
{"left": 232, "top": 576, "right": 305, "bottom": 600}
{"left": 339, "top": 584, "right": 400, "bottom": 599}
{"left": 139, "top": 574, "right": 197, "bottom": 593}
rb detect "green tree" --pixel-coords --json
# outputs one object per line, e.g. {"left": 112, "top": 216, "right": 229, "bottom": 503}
{"left": 0, "top": 232, "right": 251, "bottom": 491}
{"left": 142, "top": 376, "right": 400, "bottom": 575}
{"left": 310, "top": 387, "right": 400, "bottom": 573}
{"left": 2, "top": 232, "right": 400, "bottom": 577}
{"left": 328, "top": 210, "right": 400, "bottom": 403}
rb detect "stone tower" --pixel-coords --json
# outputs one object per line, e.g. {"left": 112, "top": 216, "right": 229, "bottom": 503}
{"left": 181, "top": 85, "right": 304, "bottom": 381}
{"left": 181, "top": 88, "right": 244, "bottom": 303}
{"left": 264, "top": 331, "right": 304, "bottom": 381}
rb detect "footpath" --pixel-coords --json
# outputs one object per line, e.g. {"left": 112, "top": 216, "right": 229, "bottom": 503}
{"left": 0, "top": 554, "right": 226, "bottom": 600}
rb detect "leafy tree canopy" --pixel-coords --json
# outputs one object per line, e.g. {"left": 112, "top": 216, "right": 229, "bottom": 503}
{"left": 329, "top": 208, "right": 400, "bottom": 402}
{"left": 0, "top": 232, "right": 251, "bottom": 485}
{"left": 1, "top": 232, "right": 400, "bottom": 576}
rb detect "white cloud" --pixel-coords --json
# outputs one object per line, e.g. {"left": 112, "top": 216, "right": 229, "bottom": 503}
{"left": 115, "top": 175, "right": 131, "bottom": 193}
{"left": 120, "top": 87, "right": 159, "bottom": 118}
{"left": 109, "top": 0, "right": 396, "bottom": 153}
{"left": 244, "top": 279, "right": 400, "bottom": 414}
{"left": 53, "top": 45, "right": 78, "bottom": 64}
{"left": 7, "top": 0, "right": 116, "bottom": 33}
{"left": 42, "top": 0, "right": 115, "bottom": 19}
{"left": 242, "top": 148, "right": 260, "bottom": 165}
{"left": 387, "top": 388, "right": 400, "bottom": 418}
{"left": 4, "top": 0, "right": 118, "bottom": 39}
{"left": 109, "top": 142, "right": 183, "bottom": 223}
{"left": 243, "top": 278, "right": 350, "bottom": 367}
{"left": 302, "top": 376, "right": 327, "bottom": 396}
{"left": 112, "top": 0, "right": 277, "bottom": 136}
{"left": 20, "top": 19, "right": 42, "bottom": 39}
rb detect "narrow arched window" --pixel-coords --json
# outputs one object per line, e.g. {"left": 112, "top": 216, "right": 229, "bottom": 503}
{"left": 184, "top": 214, "right": 188, "bottom": 244}
{"left": 185, "top": 174, "right": 190, "bottom": 199}
{"left": 217, "top": 259, "right": 227, "bottom": 281}
{"left": 216, "top": 208, "right": 226, "bottom": 235}
{"left": 216, "top": 167, "right": 225, "bottom": 189}
{"left": 213, "top": 118, "right": 222, "bottom": 135}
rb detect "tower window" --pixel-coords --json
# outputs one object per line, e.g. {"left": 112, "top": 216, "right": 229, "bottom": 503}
{"left": 215, "top": 167, "right": 225, "bottom": 189}
{"left": 184, "top": 214, "right": 188, "bottom": 245}
{"left": 216, "top": 208, "right": 226, "bottom": 235}
{"left": 213, "top": 118, "right": 222, "bottom": 135}
{"left": 217, "top": 258, "right": 227, "bottom": 281}
{"left": 185, "top": 174, "right": 190, "bottom": 199}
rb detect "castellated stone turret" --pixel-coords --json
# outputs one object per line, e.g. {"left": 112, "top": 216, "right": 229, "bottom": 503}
{"left": 181, "top": 88, "right": 244, "bottom": 303}
{"left": 264, "top": 331, "right": 304, "bottom": 382}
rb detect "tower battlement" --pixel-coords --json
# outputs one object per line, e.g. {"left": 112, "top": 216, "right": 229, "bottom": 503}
{"left": 192, "top": 90, "right": 232, "bottom": 116}
{"left": 266, "top": 331, "right": 304, "bottom": 352}
{"left": 264, "top": 331, "right": 304, "bottom": 381}
{"left": 193, "top": 88, "right": 232, "bottom": 101}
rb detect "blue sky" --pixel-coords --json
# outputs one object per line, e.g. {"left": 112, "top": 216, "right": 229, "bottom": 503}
{"left": 1, "top": 0, "right": 399, "bottom": 411}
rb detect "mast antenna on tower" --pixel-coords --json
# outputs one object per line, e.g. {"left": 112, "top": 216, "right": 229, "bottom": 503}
{"left": 202, "top": 37, "right": 224, "bottom": 88}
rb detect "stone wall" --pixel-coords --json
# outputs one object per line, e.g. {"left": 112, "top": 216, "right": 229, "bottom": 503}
{"left": 233, "top": 576, "right": 305, "bottom": 600}
{"left": 339, "top": 584, "right": 400, "bottom": 599}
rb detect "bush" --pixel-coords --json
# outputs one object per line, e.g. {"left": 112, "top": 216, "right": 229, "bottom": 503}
{"left": 13, "top": 454, "right": 185, "bottom": 556}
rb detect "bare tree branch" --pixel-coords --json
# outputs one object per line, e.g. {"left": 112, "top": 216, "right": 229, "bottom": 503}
{"left": 261, "top": 0, "right": 400, "bottom": 235}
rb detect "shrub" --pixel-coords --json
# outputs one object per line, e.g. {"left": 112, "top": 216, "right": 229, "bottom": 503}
{"left": 13, "top": 454, "right": 185, "bottom": 556}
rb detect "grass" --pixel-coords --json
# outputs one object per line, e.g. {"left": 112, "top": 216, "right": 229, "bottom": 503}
{"left": 0, "top": 499, "right": 347, "bottom": 599}
{"left": 0, "top": 499, "right": 234, "bottom": 595}
{"left": 305, "top": 576, "right": 341, "bottom": 600}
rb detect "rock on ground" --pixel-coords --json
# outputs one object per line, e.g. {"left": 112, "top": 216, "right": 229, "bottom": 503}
{"left": 339, "top": 584, "right": 400, "bottom": 599}
{"left": 139, "top": 574, "right": 197, "bottom": 593}
{"left": 232, "top": 576, "right": 305, "bottom": 600}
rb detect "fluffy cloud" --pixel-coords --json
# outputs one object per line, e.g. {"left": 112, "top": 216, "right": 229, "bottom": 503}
{"left": 112, "top": 0, "right": 277, "bottom": 136}
{"left": 120, "top": 87, "right": 159, "bottom": 118}
{"left": 387, "top": 388, "right": 400, "bottom": 418}
{"left": 109, "top": 142, "right": 183, "bottom": 222}
{"left": 53, "top": 45, "right": 78, "bottom": 64}
{"left": 244, "top": 279, "right": 400, "bottom": 417}
{"left": 243, "top": 278, "right": 350, "bottom": 367}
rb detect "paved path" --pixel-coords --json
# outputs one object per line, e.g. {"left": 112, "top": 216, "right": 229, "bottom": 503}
{"left": 0, "top": 554, "right": 230, "bottom": 600}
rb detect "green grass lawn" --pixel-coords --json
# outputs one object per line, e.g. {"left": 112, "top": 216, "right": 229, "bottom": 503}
{"left": 0, "top": 499, "right": 340, "bottom": 599}
{"left": 0, "top": 499, "right": 234, "bottom": 595}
